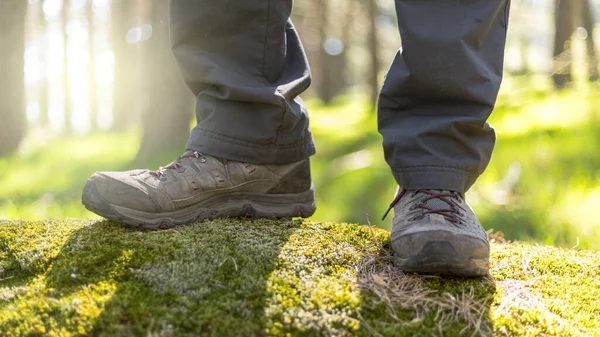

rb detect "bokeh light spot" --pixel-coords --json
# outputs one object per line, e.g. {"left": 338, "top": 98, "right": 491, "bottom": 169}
{"left": 323, "top": 38, "right": 344, "bottom": 56}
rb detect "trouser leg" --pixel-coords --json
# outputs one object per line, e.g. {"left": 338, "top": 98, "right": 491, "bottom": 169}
{"left": 169, "top": 0, "right": 315, "bottom": 164}
{"left": 378, "top": 0, "right": 510, "bottom": 193}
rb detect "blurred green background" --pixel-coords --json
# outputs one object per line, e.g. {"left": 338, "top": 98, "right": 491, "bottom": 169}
{"left": 1, "top": 0, "right": 600, "bottom": 250}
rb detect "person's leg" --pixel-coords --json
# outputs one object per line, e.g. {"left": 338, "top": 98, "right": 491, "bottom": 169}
{"left": 380, "top": 0, "right": 510, "bottom": 276}
{"left": 82, "top": 1, "right": 316, "bottom": 228}
{"left": 170, "top": 0, "right": 315, "bottom": 164}
{"left": 380, "top": 0, "right": 509, "bottom": 191}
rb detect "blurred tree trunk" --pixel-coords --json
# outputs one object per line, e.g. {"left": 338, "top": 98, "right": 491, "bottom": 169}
{"left": 0, "top": 0, "right": 28, "bottom": 156}
{"left": 136, "top": 0, "right": 193, "bottom": 160}
{"left": 316, "top": 0, "right": 334, "bottom": 104}
{"left": 340, "top": 5, "right": 353, "bottom": 57}
{"left": 366, "top": 0, "right": 380, "bottom": 105}
{"left": 341, "top": 1, "right": 355, "bottom": 86}
{"left": 580, "top": 0, "right": 598, "bottom": 81}
{"left": 313, "top": 0, "right": 350, "bottom": 105}
{"left": 39, "top": 63, "right": 50, "bottom": 127}
{"left": 34, "top": 0, "right": 50, "bottom": 127}
{"left": 513, "top": 0, "right": 530, "bottom": 75}
{"left": 62, "top": 0, "right": 72, "bottom": 133}
{"left": 317, "top": 0, "right": 349, "bottom": 105}
{"left": 87, "top": 0, "right": 98, "bottom": 130}
{"left": 111, "top": 0, "right": 138, "bottom": 131}
{"left": 552, "top": 0, "right": 575, "bottom": 89}
{"left": 516, "top": 36, "right": 530, "bottom": 75}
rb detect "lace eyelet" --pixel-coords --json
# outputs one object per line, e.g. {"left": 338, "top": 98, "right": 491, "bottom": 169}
{"left": 159, "top": 175, "right": 167, "bottom": 182}
{"left": 193, "top": 151, "right": 208, "bottom": 163}
{"left": 176, "top": 166, "right": 186, "bottom": 173}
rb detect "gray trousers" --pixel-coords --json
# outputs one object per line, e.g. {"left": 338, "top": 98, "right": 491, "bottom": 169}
{"left": 169, "top": 0, "right": 510, "bottom": 193}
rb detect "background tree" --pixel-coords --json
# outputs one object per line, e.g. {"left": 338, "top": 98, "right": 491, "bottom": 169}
{"left": 61, "top": 0, "right": 72, "bottom": 134}
{"left": 87, "top": 0, "right": 98, "bottom": 131}
{"left": 552, "top": 0, "right": 599, "bottom": 89}
{"left": 0, "top": 0, "right": 28, "bottom": 156}
{"left": 111, "top": 0, "right": 139, "bottom": 132}
{"left": 580, "top": 0, "right": 599, "bottom": 81}
{"left": 136, "top": 0, "right": 194, "bottom": 160}
{"left": 366, "top": 0, "right": 380, "bottom": 105}
{"left": 33, "top": 0, "right": 50, "bottom": 127}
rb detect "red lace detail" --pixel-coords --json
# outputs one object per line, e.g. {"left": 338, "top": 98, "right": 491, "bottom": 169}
{"left": 381, "top": 189, "right": 406, "bottom": 220}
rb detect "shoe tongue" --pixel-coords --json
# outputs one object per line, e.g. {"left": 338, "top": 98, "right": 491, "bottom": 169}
{"left": 420, "top": 190, "right": 453, "bottom": 210}
{"left": 182, "top": 150, "right": 224, "bottom": 163}
{"left": 182, "top": 150, "right": 196, "bottom": 156}
{"left": 163, "top": 150, "right": 197, "bottom": 169}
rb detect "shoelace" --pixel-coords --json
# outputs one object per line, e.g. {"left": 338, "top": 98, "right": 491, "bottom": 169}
{"left": 382, "top": 189, "right": 464, "bottom": 225}
{"left": 150, "top": 151, "right": 232, "bottom": 181}
{"left": 150, "top": 152, "right": 200, "bottom": 180}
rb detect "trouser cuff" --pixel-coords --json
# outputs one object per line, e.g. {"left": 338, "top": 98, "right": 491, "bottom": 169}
{"left": 186, "top": 129, "right": 316, "bottom": 165}
{"left": 393, "top": 166, "right": 480, "bottom": 193}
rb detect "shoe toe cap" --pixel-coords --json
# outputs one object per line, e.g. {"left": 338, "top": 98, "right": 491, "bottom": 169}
{"left": 85, "top": 171, "right": 159, "bottom": 213}
{"left": 392, "top": 229, "right": 489, "bottom": 261}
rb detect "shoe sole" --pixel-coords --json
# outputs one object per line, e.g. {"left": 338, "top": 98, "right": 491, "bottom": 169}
{"left": 394, "top": 241, "right": 488, "bottom": 277}
{"left": 82, "top": 180, "right": 316, "bottom": 230}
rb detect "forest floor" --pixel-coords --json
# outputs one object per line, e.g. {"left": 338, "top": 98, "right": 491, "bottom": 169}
{"left": 1, "top": 219, "right": 599, "bottom": 336}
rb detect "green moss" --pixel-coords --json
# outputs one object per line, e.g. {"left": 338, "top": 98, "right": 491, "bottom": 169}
{"left": 1, "top": 220, "right": 599, "bottom": 336}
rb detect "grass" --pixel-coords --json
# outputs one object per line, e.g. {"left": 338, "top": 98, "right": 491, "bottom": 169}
{"left": 471, "top": 77, "right": 600, "bottom": 249}
{"left": 1, "top": 219, "right": 599, "bottom": 336}
{"left": 1, "top": 75, "right": 600, "bottom": 249}
{"left": 0, "top": 132, "right": 140, "bottom": 220}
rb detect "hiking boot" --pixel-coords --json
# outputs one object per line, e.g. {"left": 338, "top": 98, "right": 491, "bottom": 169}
{"left": 383, "top": 188, "right": 489, "bottom": 277}
{"left": 82, "top": 151, "right": 316, "bottom": 229}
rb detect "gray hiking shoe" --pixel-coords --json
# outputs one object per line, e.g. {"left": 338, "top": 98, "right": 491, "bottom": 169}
{"left": 82, "top": 151, "right": 316, "bottom": 229}
{"left": 383, "top": 188, "right": 489, "bottom": 277}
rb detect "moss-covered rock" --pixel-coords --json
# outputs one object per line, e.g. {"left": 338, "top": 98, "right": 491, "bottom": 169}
{"left": 0, "top": 220, "right": 598, "bottom": 336}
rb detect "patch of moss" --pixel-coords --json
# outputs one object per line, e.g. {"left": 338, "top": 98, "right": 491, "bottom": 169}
{"left": 1, "top": 220, "right": 599, "bottom": 336}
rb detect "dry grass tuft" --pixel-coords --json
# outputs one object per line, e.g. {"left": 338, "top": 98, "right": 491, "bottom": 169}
{"left": 487, "top": 230, "right": 508, "bottom": 244}
{"left": 356, "top": 228, "right": 494, "bottom": 337}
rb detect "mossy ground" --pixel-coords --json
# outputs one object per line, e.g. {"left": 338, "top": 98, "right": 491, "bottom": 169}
{"left": 1, "top": 220, "right": 598, "bottom": 336}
